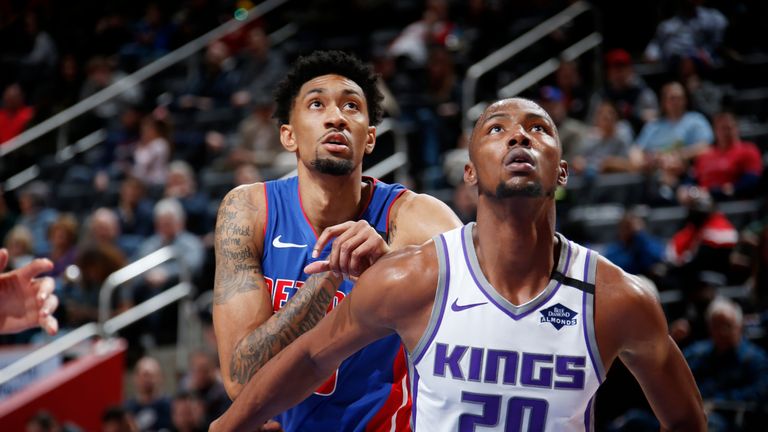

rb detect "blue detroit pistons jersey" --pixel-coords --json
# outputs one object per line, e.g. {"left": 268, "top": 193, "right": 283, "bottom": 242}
{"left": 262, "top": 176, "right": 412, "bottom": 432}
{"left": 409, "top": 223, "right": 606, "bottom": 432}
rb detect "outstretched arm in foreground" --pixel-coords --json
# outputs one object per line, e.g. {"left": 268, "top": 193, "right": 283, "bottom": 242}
{"left": 597, "top": 259, "right": 706, "bottom": 431}
{"left": 0, "top": 249, "right": 59, "bottom": 335}
{"left": 210, "top": 243, "right": 438, "bottom": 432}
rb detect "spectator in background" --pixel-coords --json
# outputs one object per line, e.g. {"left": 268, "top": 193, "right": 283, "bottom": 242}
{"left": 125, "top": 356, "right": 172, "bottom": 432}
{"left": 231, "top": 26, "right": 288, "bottom": 112}
{"left": 43, "top": 214, "right": 79, "bottom": 278}
{"left": 632, "top": 82, "right": 714, "bottom": 204}
{"left": 132, "top": 115, "right": 172, "bottom": 192}
{"left": 0, "top": 83, "right": 35, "bottom": 144}
{"left": 78, "top": 56, "right": 143, "bottom": 131}
{"left": 570, "top": 99, "right": 634, "bottom": 177}
{"left": 26, "top": 409, "right": 83, "bottom": 432}
{"left": 677, "top": 55, "right": 724, "bottom": 119}
{"left": 666, "top": 187, "right": 738, "bottom": 286}
{"left": 693, "top": 111, "right": 763, "bottom": 201}
{"left": 84, "top": 207, "right": 140, "bottom": 259}
{"left": 17, "top": 181, "right": 58, "bottom": 257}
{"left": 115, "top": 176, "right": 155, "bottom": 239}
{"left": 591, "top": 48, "right": 658, "bottom": 134}
{"left": 603, "top": 206, "right": 666, "bottom": 279}
{"left": 669, "top": 270, "right": 728, "bottom": 348}
{"left": 163, "top": 161, "right": 211, "bottom": 237}
{"left": 227, "top": 95, "right": 283, "bottom": 170}
{"left": 60, "top": 242, "right": 126, "bottom": 328}
{"left": 132, "top": 198, "right": 203, "bottom": 344}
{"left": 180, "top": 349, "right": 230, "bottom": 427}
{"left": 177, "top": 40, "right": 240, "bottom": 113}
{"left": 119, "top": 2, "right": 176, "bottom": 70}
{"left": 387, "top": 0, "right": 456, "bottom": 68}
{"left": 0, "top": 187, "right": 18, "bottom": 245}
{"left": 683, "top": 297, "right": 768, "bottom": 431}
{"left": 3, "top": 225, "right": 35, "bottom": 270}
{"left": 94, "top": 104, "right": 144, "bottom": 192}
{"left": 554, "top": 59, "right": 590, "bottom": 121}
{"left": 102, "top": 405, "right": 138, "bottom": 432}
{"left": 16, "top": 11, "right": 58, "bottom": 99}
{"left": 644, "top": 0, "right": 729, "bottom": 69}
{"left": 170, "top": 391, "right": 205, "bottom": 432}
{"left": 536, "top": 85, "right": 589, "bottom": 163}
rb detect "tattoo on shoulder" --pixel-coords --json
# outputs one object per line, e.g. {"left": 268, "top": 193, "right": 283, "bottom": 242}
{"left": 230, "top": 272, "right": 342, "bottom": 384}
{"left": 214, "top": 187, "right": 263, "bottom": 304}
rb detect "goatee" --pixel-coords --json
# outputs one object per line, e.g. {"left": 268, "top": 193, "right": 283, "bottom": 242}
{"left": 312, "top": 158, "right": 354, "bottom": 176}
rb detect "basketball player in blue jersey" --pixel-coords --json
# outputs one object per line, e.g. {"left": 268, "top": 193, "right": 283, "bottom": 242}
{"left": 212, "top": 50, "right": 462, "bottom": 431}
{"left": 210, "top": 97, "right": 707, "bottom": 431}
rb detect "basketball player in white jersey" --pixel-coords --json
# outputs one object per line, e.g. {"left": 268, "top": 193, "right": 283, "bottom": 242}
{"left": 210, "top": 98, "right": 706, "bottom": 431}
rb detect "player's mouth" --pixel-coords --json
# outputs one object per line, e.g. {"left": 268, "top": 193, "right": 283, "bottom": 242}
{"left": 503, "top": 148, "right": 535, "bottom": 173}
{"left": 321, "top": 132, "right": 350, "bottom": 153}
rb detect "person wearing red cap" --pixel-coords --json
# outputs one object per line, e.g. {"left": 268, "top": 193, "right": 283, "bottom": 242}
{"left": 589, "top": 48, "right": 658, "bottom": 135}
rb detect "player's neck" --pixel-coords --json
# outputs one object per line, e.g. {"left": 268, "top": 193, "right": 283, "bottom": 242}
{"left": 473, "top": 200, "right": 557, "bottom": 304}
{"left": 297, "top": 167, "right": 370, "bottom": 233}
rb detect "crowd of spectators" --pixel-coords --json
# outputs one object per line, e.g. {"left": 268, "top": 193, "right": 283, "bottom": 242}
{"left": 1, "top": 0, "right": 768, "bottom": 430}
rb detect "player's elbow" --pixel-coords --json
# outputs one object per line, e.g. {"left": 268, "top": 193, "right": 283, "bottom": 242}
{"left": 661, "top": 406, "right": 707, "bottom": 432}
{"left": 223, "top": 377, "right": 244, "bottom": 401}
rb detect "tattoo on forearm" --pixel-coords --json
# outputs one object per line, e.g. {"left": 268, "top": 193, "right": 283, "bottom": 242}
{"left": 214, "top": 188, "right": 262, "bottom": 305}
{"left": 229, "top": 273, "right": 341, "bottom": 385}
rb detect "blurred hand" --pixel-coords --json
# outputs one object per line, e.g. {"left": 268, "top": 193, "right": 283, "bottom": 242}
{"left": 0, "top": 249, "right": 59, "bottom": 335}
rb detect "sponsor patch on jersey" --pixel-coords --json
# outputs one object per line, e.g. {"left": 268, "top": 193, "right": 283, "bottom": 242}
{"left": 539, "top": 303, "right": 578, "bottom": 330}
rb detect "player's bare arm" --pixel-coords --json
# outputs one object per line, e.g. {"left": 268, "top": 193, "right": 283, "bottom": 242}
{"left": 214, "top": 185, "right": 341, "bottom": 399}
{"left": 595, "top": 257, "right": 706, "bottom": 431}
{"left": 210, "top": 242, "right": 439, "bottom": 432}
{"left": 305, "top": 190, "right": 461, "bottom": 277}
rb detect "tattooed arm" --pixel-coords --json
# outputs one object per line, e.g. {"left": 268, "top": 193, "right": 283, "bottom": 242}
{"left": 213, "top": 184, "right": 340, "bottom": 400}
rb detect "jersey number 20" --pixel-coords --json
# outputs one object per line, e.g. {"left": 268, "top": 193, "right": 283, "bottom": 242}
{"left": 459, "top": 392, "right": 548, "bottom": 432}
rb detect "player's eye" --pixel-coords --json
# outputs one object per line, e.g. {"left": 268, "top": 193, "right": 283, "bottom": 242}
{"left": 488, "top": 125, "right": 503, "bottom": 134}
{"left": 309, "top": 100, "right": 323, "bottom": 109}
{"left": 344, "top": 101, "right": 360, "bottom": 111}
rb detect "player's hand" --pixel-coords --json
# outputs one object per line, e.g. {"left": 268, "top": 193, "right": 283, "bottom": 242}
{"left": 259, "top": 420, "right": 283, "bottom": 431}
{"left": 0, "top": 249, "right": 59, "bottom": 335}
{"left": 304, "top": 221, "right": 390, "bottom": 279}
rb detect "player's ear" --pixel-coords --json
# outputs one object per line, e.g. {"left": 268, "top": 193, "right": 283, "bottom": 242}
{"left": 280, "top": 124, "right": 297, "bottom": 153}
{"left": 364, "top": 126, "right": 376, "bottom": 154}
{"left": 464, "top": 162, "right": 477, "bottom": 186}
{"left": 557, "top": 160, "right": 569, "bottom": 186}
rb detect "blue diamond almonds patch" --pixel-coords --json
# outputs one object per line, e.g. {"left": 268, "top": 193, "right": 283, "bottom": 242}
{"left": 539, "top": 303, "right": 578, "bottom": 330}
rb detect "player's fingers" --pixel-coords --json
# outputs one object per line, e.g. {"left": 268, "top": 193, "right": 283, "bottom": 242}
{"left": 259, "top": 420, "right": 283, "bottom": 431}
{"left": 40, "top": 314, "right": 59, "bottom": 336}
{"left": 40, "top": 291, "right": 59, "bottom": 318}
{"left": 348, "top": 236, "right": 385, "bottom": 277}
{"left": 336, "top": 231, "right": 369, "bottom": 278}
{"left": 0, "top": 248, "right": 8, "bottom": 271}
{"left": 312, "top": 222, "right": 356, "bottom": 258}
{"left": 303, "top": 260, "right": 330, "bottom": 275}
{"left": 35, "top": 277, "right": 56, "bottom": 305}
{"left": 19, "top": 258, "right": 54, "bottom": 282}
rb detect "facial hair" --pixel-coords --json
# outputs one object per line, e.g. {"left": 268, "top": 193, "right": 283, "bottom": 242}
{"left": 488, "top": 181, "right": 557, "bottom": 199}
{"left": 311, "top": 157, "right": 354, "bottom": 176}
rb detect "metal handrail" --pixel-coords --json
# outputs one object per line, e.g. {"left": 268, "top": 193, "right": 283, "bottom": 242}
{"left": 0, "top": 246, "right": 196, "bottom": 388}
{"left": 97, "top": 245, "right": 177, "bottom": 330}
{"left": 280, "top": 118, "right": 410, "bottom": 182}
{"left": 497, "top": 32, "right": 603, "bottom": 99}
{"left": 461, "top": 0, "right": 593, "bottom": 132}
{"left": 0, "top": 0, "right": 293, "bottom": 157}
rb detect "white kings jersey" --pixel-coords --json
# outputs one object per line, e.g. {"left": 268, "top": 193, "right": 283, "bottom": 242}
{"left": 408, "top": 223, "right": 606, "bottom": 432}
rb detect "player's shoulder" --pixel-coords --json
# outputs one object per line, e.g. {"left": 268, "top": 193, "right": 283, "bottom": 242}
{"left": 362, "top": 238, "right": 439, "bottom": 284}
{"left": 219, "top": 182, "right": 267, "bottom": 211}
{"left": 595, "top": 256, "right": 661, "bottom": 312}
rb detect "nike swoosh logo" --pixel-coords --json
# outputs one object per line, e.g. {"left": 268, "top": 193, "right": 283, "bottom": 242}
{"left": 451, "top": 298, "right": 488, "bottom": 312}
{"left": 272, "top": 235, "right": 307, "bottom": 249}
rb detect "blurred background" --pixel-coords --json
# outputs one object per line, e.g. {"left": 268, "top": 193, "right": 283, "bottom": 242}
{"left": 0, "top": 0, "right": 767, "bottom": 430}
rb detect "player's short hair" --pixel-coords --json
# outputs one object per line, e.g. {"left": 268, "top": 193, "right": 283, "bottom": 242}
{"left": 273, "top": 50, "right": 384, "bottom": 126}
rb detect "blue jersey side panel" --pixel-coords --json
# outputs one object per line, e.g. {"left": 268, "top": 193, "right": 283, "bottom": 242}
{"left": 262, "top": 176, "right": 407, "bottom": 431}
